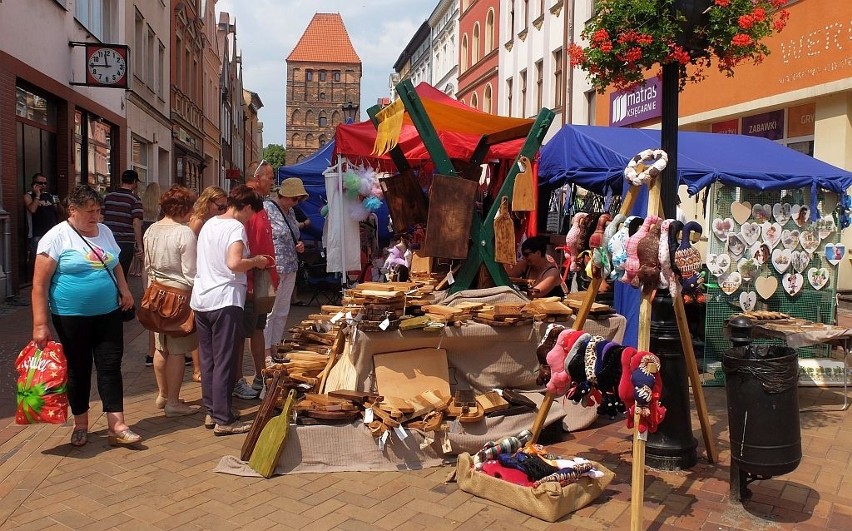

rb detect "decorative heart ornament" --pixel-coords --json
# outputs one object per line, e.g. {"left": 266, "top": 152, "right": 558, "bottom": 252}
{"left": 731, "top": 201, "right": 752, "bottom": 225}
{"left": 780, "top": 229, "right": 800, "bottom": 251}
{"left": 773, "top": 203, "right": 791, "bottom": 225}
{"left": 719, "top": 272, "right": 742, "bottom": 295}
{"left": 755, "top": 275, "right": 778, "bottom": 300}
{"left": 727, "top": 233, "right": 747, "bottom": 259}
{"left": 752, "top": 204, "right": 772, "bottom": 223}
{"left": 740, "top": 222, "right": 761, "bottom": 246}
{"left": 750, "top": 243, "right": 770, "bottom": 266}
{"left": 771, "top": 248, "right": 792, "bottom": 274}
{"left": 712, "top": 217, "right": 735, "bottom": 242}
{"left": 737, "top": 258, "right": 759, "bottom": 282}
{"left": 782, "top": 273, "right": 804, "bottom": 296}
{"left": 761, "top": 222, "right": 783, "bottom": 249}
{"left": 816, "top": 215, "right": 836, "bottom": 240}
{"left": 799, "top": 230, "right": 819, "bottom": 255}
{"left": 807, "top": 267, "right": 830, "bottom": 290}
{"left": 707, "top": 253, "right": 731, "bottom": 277}
{"left": 791, "top": 250, "right": 810, "bottom": 274}
{"left": 791, "top": 204, "right": 810, "bottom": 227}
{"left": 825, "top": 243, "right": 846, "bottom": 266}
{"left": 739, "top": 291, "right": 757, "bottom": 312}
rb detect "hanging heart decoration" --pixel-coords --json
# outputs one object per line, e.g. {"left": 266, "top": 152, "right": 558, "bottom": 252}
{"left": 816, "top": 215, "right": 836, "bottom": 240}
{"left": 771, "top": 248, "right": 792, "bottom": 274}
{"left": 739, "top": 291, "right": 757, "bottom": 312}
{"left": 731, "top": 201, "right": 752, "bottom": 225}
{"left": 755, "top": 275, "right": 778, "bottom": 300}
{"left": 751, "top": 204, "right": 772, "bottom": 223}
{"left": 807, "top": 267, "right": 830, "bottom": 290}
{"left": 761, "top": 222, "right": 783, "bottom": 249}
{"left": 799, "top": 230, "right": 820, "bottom": 255}
{"left": 727, "top": 233, "right": 747, "bottom": 259}
{"left": 782, "top": 272, "right": 804, "bottom": 296}
{"left": 719, "top": 271, "right": 742, "bottom": 295}
{"left": 712, "top": 217, "right": 735, "bottom": 242}
{"left": 707, "top": 253, "right": 732, "bottom": 277}
{"left": 825, "top": 243, "right": 846, "bottom": 266}
{"left": 780, "top": 229, "right": 800, "bottom": 251}
{"left": 737, "top": 258, "right": 759, "bottom": 282}
{"left": 791, "top": 204, "right": 810, "bottom": 228}
{"left": 740, "top": 222, "right": 761, "bottom": 246}
{"left": 750, "top": 243, "right": 770, "bottom": 266}
{"left": 791, "top": 250, "right": 810, "bottom": 274}
{"left": 773, "top": 202, "right": 791, "bottom": 225}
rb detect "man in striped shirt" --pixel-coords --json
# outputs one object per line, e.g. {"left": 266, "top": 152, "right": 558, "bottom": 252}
{"left": 103, "top": 169, "right": 144, "bottom": 275}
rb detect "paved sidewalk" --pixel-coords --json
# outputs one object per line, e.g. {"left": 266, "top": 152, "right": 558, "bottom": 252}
{"left": 0, "top": 288, "right": 850, "bottom": 529}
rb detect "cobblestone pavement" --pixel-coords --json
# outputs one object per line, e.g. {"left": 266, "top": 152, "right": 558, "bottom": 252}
{"left": 0, "top": 283, "right": 850, "bottom": 530}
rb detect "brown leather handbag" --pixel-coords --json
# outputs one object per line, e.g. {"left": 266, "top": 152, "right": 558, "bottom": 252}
{"left": 138, "top": 280, "right": 195, "bottom": 337}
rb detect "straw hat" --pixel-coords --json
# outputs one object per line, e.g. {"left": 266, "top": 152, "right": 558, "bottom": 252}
{"left": 276, "top": 178, "right": 308, "bottom": 199}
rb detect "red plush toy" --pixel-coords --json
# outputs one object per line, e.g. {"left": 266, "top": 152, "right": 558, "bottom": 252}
{"left": 618, "top": 349, "right": 666, "bottom": 434}
{"left": 16, "top": 341, "right": 68, "bottom": 425}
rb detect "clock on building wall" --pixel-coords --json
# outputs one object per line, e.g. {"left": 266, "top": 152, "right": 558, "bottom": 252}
{"left": 83, "top": 44, "right": 129, "bottom": 88}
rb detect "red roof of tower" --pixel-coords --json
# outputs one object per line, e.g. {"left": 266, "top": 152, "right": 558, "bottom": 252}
{"left": 286, "top": 13, "right": 361, "bottom": 64}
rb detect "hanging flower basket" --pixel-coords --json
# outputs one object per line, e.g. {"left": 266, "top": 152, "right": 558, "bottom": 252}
{"left": 568, "top": 0, "right": 791, "bottom": 93}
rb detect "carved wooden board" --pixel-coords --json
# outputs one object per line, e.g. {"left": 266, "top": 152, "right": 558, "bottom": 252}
{"left": 379, "top": 170, "right": 428, "bottom": 232}
{"left": 511, "top": 156, "right": 535, "bottom": 211}
{"left": 494, "top": 196, "right": 516, "bottom": 265}
{"left": 422, "top": 174, "right": 478, "bottom": 259}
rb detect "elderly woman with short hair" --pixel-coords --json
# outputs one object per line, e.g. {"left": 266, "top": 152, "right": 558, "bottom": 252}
{"left": 31, "top": 184, "right": 140, "bottom": 448}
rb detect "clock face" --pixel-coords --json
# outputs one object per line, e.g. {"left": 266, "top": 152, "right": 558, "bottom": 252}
{"left": 86, "top": 47, "right": 127, "bottom": 86}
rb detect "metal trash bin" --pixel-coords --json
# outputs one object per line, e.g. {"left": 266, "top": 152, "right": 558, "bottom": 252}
{"left": 723, "top": 325, "right": 802, "bottom": 501}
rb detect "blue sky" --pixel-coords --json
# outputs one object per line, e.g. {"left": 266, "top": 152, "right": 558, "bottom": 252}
{"left": 217, "top": 0, "right": 436, "bottom": 147}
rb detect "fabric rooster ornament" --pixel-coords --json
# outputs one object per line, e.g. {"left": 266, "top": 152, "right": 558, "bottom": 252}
{"left": 597, "top": 213, "right": 625, "bottom": 280}
{"left": 545, "top": 329, "right": 584, "bottom": 396}
{"left": 608, "top": 215, "right": 639, "bottom": 283}
{"left": 563, "top": 213, "right": 590, "bottom": 272}
{"left": 636, "top": 216, "right": 662, "bottom": 296}
{"left": 674, "top": 221, "right": 705, "bottom": 303}
{"left": 619, "top": 350, "right": 666, "bottom": 434}
{"left": 536, "top": 324, "right": 566, "bottom": 385}
{"left": 623, "top": 215, "right": 660, "bottom": 288}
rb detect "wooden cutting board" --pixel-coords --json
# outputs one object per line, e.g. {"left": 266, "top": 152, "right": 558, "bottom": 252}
{"left": 373, "top": 348, "right": 451, "bottom": 401}
{"left": 380, "top": 170, "right": 429, "bottom": 233}
{"left": 511, "top": 156, "right": 535, "bottom": 211}
{"left": 248, "top": 389, "right": 296, "bottom": 478}
{"left": 422, "top": 174, "right": 478, "bottom": 259}
{"left": 493, "top": 196, "right": 516, "bottom": 265}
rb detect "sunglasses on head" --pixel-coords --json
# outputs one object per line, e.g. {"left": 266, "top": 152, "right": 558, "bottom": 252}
{"left": 253, "top": 159, "right": 269, "bottom": 179}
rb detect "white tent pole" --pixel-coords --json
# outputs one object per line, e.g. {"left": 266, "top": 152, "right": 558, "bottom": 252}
{"left": 338, "top": 154, "right": 346, "bottom": 286}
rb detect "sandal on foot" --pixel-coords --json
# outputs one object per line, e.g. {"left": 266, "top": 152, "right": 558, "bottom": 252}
{"left": 70, "top": 428, "right": 88, "bottom": 447}
{"left": 108, "top": 429, "right": 142, "bottom": 447}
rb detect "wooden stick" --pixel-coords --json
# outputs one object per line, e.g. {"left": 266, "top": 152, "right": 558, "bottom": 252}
{"left": 630, "top": 410, "right": 646, "bottom": 531}
{"left": 673, "top": 296, "right": 719, "bottom": 463}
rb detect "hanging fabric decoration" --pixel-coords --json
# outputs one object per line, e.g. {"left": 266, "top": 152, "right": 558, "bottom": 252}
{"left": 624, "top": 149, "right": 668, "bottom": 186}
{"left": 371, "top": 99, "right": 405, "bottom": 156}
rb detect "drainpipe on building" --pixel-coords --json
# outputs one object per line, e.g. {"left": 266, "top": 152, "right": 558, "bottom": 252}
{"left": 0, "top": 138, "right": 10, "bottom": 301}
{"left": 562, "top": 0, "right": 575, "bottom": 126}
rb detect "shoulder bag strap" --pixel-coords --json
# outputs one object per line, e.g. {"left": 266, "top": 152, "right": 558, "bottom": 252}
{"left": 66, "top": 221, "right": 120, "bottom": 293}
{"left": 265, "top": 199, "right": 299, "bottom": 245}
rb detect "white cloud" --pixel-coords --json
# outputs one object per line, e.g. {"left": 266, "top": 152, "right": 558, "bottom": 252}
{"left": 216, "top": 0, "right": 434, "bottom": 146}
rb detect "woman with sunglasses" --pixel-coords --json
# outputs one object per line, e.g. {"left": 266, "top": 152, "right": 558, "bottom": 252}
{"left": 505, "top": 236, "right": 565, "bottom": 299}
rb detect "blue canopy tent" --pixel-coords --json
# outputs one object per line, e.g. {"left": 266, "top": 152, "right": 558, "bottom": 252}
{"left": 538, "top": 124, "right": 852, "bottom": 346}
{"left": 277, "top": 140, "right": 391, "bottom": 246}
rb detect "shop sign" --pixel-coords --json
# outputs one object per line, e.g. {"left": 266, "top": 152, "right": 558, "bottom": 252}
{"left": 609, "top": 78, "right": 662, "bottom": 127}
{"left": 787, "top": 103, "right": 815, "bottom": 138}
{"left": 742, "top": 110, "right": 785, "bottom": 141}
{"left": 711, "top": 119, "right": 739, "bottom": 135}
{"left": 177, "top": 127, "right": 198, "bottom": 149}
{"left": 225, "top": 168, "right": 242, "bottom": 180}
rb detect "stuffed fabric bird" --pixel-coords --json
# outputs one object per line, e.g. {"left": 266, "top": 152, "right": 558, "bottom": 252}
{"left": 536, "top": 324, "right": 565, "bottom": 385}
{"left": 473, "top": 429, "right": 533, "bottom": 470}
{"left": 624, "top": 215, "right": 659, "bottom": 287}
{"left": 636, "top": 216, "right": 662, "bottom": 295}
{"left": 674, "top": 221, "right": 705, "bottom": 302}
{"left": 546, "top": 330, "right": 583, "bottom": 396}
{"left": 624, "top": 351, "right": 666, "bottom": 434}
{"left": 564, "top": 213, "right": 590, "bottom": 272}
{"left": 608, "top": 215, "right": 638, "bottom": 282}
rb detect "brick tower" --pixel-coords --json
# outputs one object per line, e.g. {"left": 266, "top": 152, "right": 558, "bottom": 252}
{"left": 286, "top": 13, "right": 362, "bottom": 165}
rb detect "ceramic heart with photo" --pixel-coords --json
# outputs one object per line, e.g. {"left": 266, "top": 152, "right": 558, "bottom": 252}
{"left": 791, "top": 250, "right": 810, "bottom": 274}
{"left": 731, "top": 201, "right": 752, "bottom": 225}
{"left": 807, "top": 267, "right": 830, "bottom": 290}
{"left": 773, "top": 202, "right": 791, "bottom": 225}
{"left": 791, "top": 204, "right": 810, "bottom": 228}
{"left": 761, "top": 222, "right": 782, "bottom": 249}
{"left": 755, "top": 275, "right": 778, "bottom": 300}
{"left": 825, "top": 243, "right": 846, "bottom": 266}
{"left": 816, "top": 215, "right": 836, "bottom": 240}
{"left": 739, "top": 291, "right": 757, "bottom": 312}
{"left": 780, "top": 229, "right": 799, "bottom": 251}
{"left": 718, "top": 271, "right": 742, "bottom": 295}
{"left": 740, "top": 222, "right": 761, "bottom": 246}
{"left": 707, "top": 253, "right": 731, "bottom": 277}
{"left": 751, "top": 203, "right": 771, "bottom": 223}
{"left": 727, "top": 233, "right": 747, "bottom": 259}
{"left": 771, "top": 248, "right": 792, "bottom": 274}
{"left": 799, "top": 230, "right": 819, "bottom": 254}
{"left": 750, "top": 243, "right": 771, "bottom": 266}
{"left": 712, "top": 217, "right": 735, "bottom": 242}
{"left": 737, "top": 258, "right": 759, "bottom": 282}
{"left": 782, "top": 272, "right": 804, "bottom": 296}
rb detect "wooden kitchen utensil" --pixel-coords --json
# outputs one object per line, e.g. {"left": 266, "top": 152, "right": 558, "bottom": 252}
{"left": 422, "top": 174, "right": 478, "bottom": 259}
{"left": 511, "top": 156, "right": 535, "bottom": 211}
{"left": 248, "top": 389, "right": 297, "bottom": 478}
{"left": 494, "top": 196, "right": 516, "bottom": 265}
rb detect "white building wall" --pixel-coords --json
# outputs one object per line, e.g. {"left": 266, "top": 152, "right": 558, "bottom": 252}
{"left": 430, "top": 0, "right": 459, "bottom": 97}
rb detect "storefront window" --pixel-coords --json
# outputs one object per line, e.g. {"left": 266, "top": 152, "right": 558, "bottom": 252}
{"left": 132, "top": 137, "right": 149, "bottom": 183}
{"left": 73, "top": 109, "right": 115, "bottom": 193}
{"left": 15, "top": 86, "right": 56, "bottom": 127}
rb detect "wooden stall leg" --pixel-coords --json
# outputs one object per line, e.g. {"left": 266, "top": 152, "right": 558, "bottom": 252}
{"left": 630, "top": 411, "right": 647, "bottom": 531}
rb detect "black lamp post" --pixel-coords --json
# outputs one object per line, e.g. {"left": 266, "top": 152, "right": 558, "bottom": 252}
{"left": 341, "top": 101, "right": 359, "bottom": 124}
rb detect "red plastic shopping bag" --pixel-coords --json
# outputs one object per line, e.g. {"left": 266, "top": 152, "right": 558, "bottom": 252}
{"left": 15, "top": 341, "right": 68, "bottom": 425}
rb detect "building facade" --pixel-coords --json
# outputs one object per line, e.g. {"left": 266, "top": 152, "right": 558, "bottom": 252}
{"left": 430, "top": 0, "right": 460, "bottom": 97}
{"left": 394, "top": 21, "right": 432, "bottom": 95}
{"left": 286, "top": 13, "right": 362, "bottom": 165}
{"left": 201, "top": 0, "right": 222, "bottom": 189}
{"left": 218, "top": 13, "right": 245, "bottom": 183}
{"left": 457, "top": 0, "right": 500, "bottom": 113}
{"left": 243, "top": 89, "right": 264, "bottom": 168}
{"left": 0, "top": 0, "right": 128, "bottom": 294}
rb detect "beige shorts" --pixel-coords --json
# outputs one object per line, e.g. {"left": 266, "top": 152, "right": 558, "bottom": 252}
{"left": 154, "top": 330, "right": 199, "bottom": 355}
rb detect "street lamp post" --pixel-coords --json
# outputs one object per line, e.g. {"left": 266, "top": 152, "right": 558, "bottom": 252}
{"left": 341, "top": 101, "right": 359, "bottom": 124}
